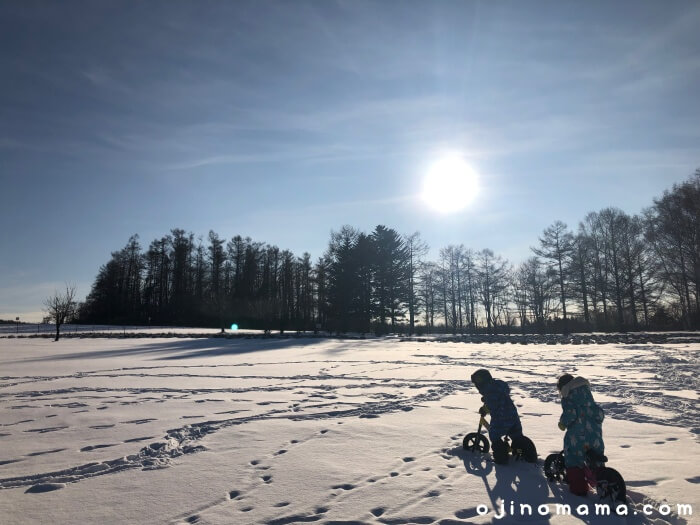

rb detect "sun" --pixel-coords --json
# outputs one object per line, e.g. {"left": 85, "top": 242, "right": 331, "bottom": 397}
{"left": 422, "top": 156, "right": 479, "bottom": 213}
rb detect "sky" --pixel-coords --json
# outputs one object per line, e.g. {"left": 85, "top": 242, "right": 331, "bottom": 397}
{"left": 1, "top": 1, "right": 699, "bottom": 321}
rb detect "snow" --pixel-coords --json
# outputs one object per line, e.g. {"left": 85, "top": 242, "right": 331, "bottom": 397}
{"left": 0, "top": 335, "right": 697, "bottom": 524}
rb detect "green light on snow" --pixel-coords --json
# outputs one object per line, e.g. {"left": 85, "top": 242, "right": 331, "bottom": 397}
{"left": 230, "top": 323, "right": 239, "bottom": 331}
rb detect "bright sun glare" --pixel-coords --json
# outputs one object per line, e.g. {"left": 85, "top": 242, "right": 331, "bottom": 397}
{"left": 422, "top": 156, "right": 479, "bottom": 213}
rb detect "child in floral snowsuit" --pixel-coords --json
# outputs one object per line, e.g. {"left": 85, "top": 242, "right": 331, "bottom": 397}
{"left": 557, "top": 374, "right": 605, "bottom": 495}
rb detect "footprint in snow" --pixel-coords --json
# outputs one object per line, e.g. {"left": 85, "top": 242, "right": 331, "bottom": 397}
{"left": 402, "top": 457, "right": 415, "bottom": 462}
{"left": 80, "top": 444, "right": 118, "bottom": 452}
{"left": 273, "top": 502, "right": 290, "bottom": 507}
{"left": 262, "top": 475, "right": 272, "bottom": 483}
{"left": 371, "top": 507, "right": 386, "bottom": 517}
{"left": 2, "top": 419, "right": 34, "bottom": 426}
{"left": 228, "top": 490, "right": 240, "bottom": 499}
{"left": 25, "top": 483, "right": 65, "bottom": 494}
{"left": 23, "top": 426, "right": 68, "bottom": 434}
{"left": 332, "top": 483, "right": 355, "bottom": 491}
{"left": 455, "top": 507, "right": 479, "bottom": 519}
{"left": 26, "top": 448, "right": 66, "bottom": 457}
{"left": 124, "top": 436, "right": 156, "bottom": 443}
{"left": 185, "top": 515, "right": 200, "bottom": 523}
{"left": 274, "top": 449, "right": 287, "bottom": 456}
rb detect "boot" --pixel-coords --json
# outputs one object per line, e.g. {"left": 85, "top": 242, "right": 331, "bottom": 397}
{"left": 492, "top": 438, "right": 509, "bottom": 465}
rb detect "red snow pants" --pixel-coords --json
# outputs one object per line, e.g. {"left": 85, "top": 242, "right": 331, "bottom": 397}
{"left": 566, "top": 467, "right": 588, "bottom": 496}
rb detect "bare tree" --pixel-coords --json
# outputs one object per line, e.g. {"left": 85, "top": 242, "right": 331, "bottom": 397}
{"left": 515, "top": 257, "right": 556, "bottom": 332}
{"left": 44, "top": 284, "right": 77, "bottom": 341}
{"left": 440, "top": 246, "right": 459, "bottom": 334}
{"left": 404, "top": 232, "right": 429, "bottom": 335}
{"left": 645, "top": 171, "right": 700, "bottom": 329}
{"left": 460, "top": 249, "right": 478, "bottom": 334}
{"left": 419, "top": 261, "right": 439, "bottom": 332}
{"left": 476, "top": 249, "right": 510, "bottom": 334}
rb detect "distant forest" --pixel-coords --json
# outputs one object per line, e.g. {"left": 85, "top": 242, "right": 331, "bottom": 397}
{"left": 78, "top": 170, "right": 700, "bottom": 334}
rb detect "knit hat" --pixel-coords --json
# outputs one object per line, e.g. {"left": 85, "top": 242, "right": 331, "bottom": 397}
{"left": 557, "top": 374, "right": 574, "bottom": 391}
{"left": 471, "top": 369, "right": 492, "bottom": 389}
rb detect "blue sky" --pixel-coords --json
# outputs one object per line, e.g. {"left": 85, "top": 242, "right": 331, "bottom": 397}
{"left": 1, "top": 1, "right": 699, "bottom": 321}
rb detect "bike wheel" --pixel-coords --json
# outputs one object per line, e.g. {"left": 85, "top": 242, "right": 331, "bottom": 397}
{"left": 544, "top": 452, "right": 566, "bottom": 482}
{"left": 512, "top": 435, "right": 538, "bottom": 463}
{"left": 463, "top": 432, "right": 490, "bottom": 453}
{"left": 596, "top": 467, "right": 626, "bottom": 503}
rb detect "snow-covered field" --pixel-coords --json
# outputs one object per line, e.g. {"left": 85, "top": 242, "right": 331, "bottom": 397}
{"left": 0, "top": 335, "right": 697, "bottom": 524}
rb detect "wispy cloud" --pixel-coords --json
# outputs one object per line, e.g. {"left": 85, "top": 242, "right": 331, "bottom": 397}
{"left": 1, "top": 0, "right": 699, "bottom": 303}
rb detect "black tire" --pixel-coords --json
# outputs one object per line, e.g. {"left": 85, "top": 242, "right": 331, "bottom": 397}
{"left": 463, "top": 432, "right": 490, "bottom": 453}
{"left": 511, "top": 435, "right": 538, "bottom": 463}
{"left": 544, "top": 452, "right": 565, "bottom": 482}
{"left": 596, "top": 467, "right": 626, "bottom": 503}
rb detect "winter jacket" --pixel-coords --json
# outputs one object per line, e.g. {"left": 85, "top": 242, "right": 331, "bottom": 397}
{"left": 480, "top": 379, "right": 522, "bottom": 441}
{"left": 559, "top": 376, "right": 605, "bottom": 468}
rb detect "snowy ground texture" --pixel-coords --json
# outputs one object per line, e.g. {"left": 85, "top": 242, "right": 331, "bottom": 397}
{"left": 0, "top": 333, "right": 697, "bottom": 524}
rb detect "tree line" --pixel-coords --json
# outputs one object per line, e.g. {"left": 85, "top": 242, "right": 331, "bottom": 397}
{"left": 78, "top": 170, "right": 700, "bottom": 333}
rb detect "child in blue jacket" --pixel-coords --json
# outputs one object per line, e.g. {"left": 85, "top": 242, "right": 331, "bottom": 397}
{"left": 471, "top": 369, "right": 535, "bottom": 464}
{"left": 557, "top": 374, "right": 605, "bottom": 496}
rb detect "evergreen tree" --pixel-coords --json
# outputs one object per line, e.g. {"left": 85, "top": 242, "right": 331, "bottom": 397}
{"left": 371, "top": 225, "right": 409, "bottom": 332}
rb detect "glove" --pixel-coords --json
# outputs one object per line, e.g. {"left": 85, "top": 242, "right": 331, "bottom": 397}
{"left": 479, "top": 405, "right": 490, "bottom": 416}
{"left": 558, "top": 422, "right": 566, "bottom": 431}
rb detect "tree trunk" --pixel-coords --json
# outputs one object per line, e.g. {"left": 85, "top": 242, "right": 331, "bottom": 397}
{"left": 557, "top": 253, "right": 568, "bottom": 334}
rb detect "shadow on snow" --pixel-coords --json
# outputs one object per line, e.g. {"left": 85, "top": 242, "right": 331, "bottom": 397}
{"left": 17, "top": 337, "right": 327, "bottom": 362}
